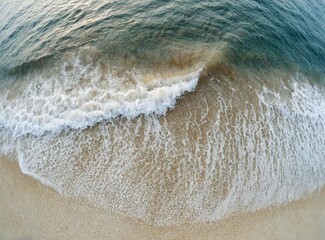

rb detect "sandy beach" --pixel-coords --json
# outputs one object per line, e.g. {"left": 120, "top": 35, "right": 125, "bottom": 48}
{"left": 1, "top": 1, "right": 325, "bottom": 239}
{"left": 0, "top": 157, "right": 324, "bottom": 240}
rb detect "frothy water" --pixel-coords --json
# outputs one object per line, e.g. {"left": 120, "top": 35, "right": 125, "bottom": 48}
{"left": 1, "top": 70, "right": 324, "bottom": 225}
{"left": 0, "top": 0, "right": 325, "bottom": 226}
{"left": 0, "top": 56, "right": 201, "bottom": 137}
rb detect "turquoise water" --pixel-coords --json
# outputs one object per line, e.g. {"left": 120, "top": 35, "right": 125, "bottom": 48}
{"left": 0, "top": 0, "right": 324, "bottom": 226}
{"left": 1, "top": 0, "right": 324, "bottom": 75}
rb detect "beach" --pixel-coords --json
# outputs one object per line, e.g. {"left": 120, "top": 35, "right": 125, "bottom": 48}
{"left": 1, "top": 158, "right": 324, "bottom": 240}
{"left": 1, "top": 1, "right": 325, "bottom": 238}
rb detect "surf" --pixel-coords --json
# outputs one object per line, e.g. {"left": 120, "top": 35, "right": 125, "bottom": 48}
{"left": 0, "top": 0, "right": 324, "bottom": 227}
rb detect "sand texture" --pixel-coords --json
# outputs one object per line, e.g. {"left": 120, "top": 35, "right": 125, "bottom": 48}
{"left": 0, "top": 158, "right": 324, "bottom": 240}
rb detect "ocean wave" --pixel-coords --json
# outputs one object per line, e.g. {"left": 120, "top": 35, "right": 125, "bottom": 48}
{"left": 1, "top": 0, "right": 325, "bottom": 228}
{"left": 0, "top": 60, "right": 201, "bottom": 137}
{"left": 1, "top": 69, "right": 324, "bottom": 226}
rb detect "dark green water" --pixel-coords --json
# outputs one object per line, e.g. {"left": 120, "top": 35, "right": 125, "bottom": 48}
{"left": 0, "top": 0, "right": 325, "bottom": 226}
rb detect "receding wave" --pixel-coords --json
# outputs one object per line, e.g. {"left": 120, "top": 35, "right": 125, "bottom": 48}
{"left": 1, "top": 61, "right": 324, "bottom": 225}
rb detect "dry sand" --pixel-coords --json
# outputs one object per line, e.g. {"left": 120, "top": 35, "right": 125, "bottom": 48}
{"left": 0, "top": 158, "right": 324, "bottom": 240}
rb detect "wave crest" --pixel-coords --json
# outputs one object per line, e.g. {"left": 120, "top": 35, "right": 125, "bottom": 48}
{"left": 0, "top": 55, "right": 201, "bottom": 137}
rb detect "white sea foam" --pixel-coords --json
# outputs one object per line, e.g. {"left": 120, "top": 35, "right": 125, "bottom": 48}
{"left": 0, "top": 65, "right": 201, "bottom": 137}
{"left": 1, "top": 71, "right": 324, "bottom": 226}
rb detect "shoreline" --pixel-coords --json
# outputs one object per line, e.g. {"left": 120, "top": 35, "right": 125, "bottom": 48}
{"left": 1, "top": 158, "right": 324, "bottom": 240}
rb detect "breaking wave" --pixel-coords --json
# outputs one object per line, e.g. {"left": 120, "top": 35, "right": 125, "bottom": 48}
{"left": 0, "top": 0, "right": 325, "bottom": 227}
{"left": 1, "top": 64, "right": 324, "bottom": 225}
{"left": 0, "top": 61, "right": 201, "bottom": 137}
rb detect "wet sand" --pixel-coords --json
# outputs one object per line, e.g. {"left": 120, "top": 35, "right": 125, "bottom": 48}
{"left": 0, "top": 158, "right": 324, "bottom": 240}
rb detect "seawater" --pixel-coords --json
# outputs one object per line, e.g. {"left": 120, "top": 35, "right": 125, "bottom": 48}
{"left": 0, "top": 0, "right": 324, "bottom": 226}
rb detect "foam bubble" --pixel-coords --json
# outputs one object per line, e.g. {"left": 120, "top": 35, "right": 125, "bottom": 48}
{"left": 0, "top": 61, "right": 201, "bottom": 137}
